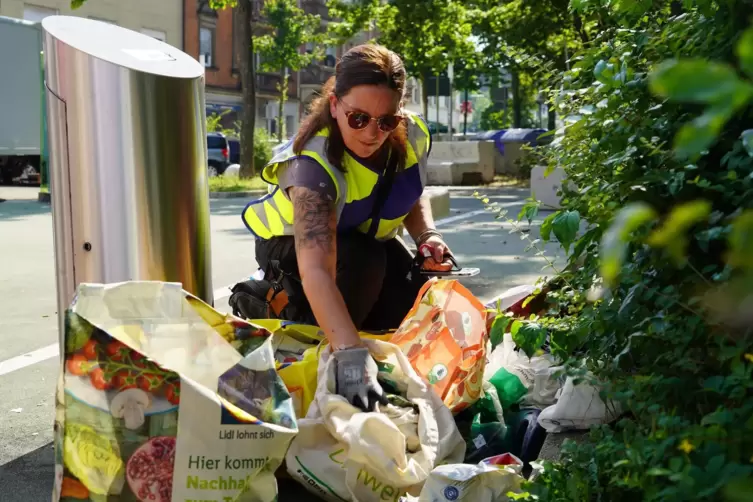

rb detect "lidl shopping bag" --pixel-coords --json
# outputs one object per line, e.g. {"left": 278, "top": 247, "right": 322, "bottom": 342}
{"left": 286, "top": 339, "right": 466, "bottom": 502}
{"left": 53, "top": 282, "right": 297, "bottom": 502}
{"left": 390, "top": 278, "right": 488, "bottom": 414}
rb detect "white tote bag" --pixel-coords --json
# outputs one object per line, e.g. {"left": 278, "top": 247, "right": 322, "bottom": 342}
{"left": 286, "top": 339, "right": 466, "bottom": 502}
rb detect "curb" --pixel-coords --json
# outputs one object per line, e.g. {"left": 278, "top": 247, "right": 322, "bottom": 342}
{"left": 40, "top": 189, "right": 450, "bottom": 214}
{"left": 209, "top": 190, "right": 266, "bottom": 200}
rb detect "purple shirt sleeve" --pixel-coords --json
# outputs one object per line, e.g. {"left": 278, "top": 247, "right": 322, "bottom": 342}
{"left": 277, "top": 157, "right": 337, "bottom": 202}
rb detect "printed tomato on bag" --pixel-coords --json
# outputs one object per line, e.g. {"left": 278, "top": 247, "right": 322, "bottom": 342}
{"left": 390, "top": 278, "right": 488, "bottom": 414}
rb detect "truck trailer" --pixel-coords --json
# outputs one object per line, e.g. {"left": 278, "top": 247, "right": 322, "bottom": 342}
{"left": 0, "top": 16, "right": 46, "bottom": 185}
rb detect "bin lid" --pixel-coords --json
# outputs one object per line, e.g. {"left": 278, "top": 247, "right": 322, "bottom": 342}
{"left": 499, "top": 128, "right": 549, "bottom": 144}
{"left": 476, "top": 129, "right": 507, "bottom": 140}
{"left": 42, "top": 16, "right": 203, "bottom": 79}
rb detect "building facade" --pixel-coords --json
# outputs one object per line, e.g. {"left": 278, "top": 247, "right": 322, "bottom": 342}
{"left": 0, "top": 0, "right": 182, "bottom": 47}
{"left": 183, "top": 0, "right": 301, "bottom": 137}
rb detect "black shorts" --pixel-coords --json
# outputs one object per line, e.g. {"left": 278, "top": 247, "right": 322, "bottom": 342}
{"left": 254, "top": 232, "right": 427, "bottom": 331}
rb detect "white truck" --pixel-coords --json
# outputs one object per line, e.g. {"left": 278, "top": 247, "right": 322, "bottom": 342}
{"left": 0, "top": 16, "right": 45, "bottom": 185}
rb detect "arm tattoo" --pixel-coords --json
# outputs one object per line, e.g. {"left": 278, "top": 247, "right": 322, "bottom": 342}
{"left": 292, "top": 187, "right": 335, "bottom": 252}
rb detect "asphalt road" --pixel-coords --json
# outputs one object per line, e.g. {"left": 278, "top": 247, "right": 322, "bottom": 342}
{"left": 0, "top": 184, "right": 564, "bottom": 501}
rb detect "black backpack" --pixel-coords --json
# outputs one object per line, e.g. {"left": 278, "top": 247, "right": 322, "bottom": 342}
{"left": 228, "top": 278, "right": 288, "bottom": 320}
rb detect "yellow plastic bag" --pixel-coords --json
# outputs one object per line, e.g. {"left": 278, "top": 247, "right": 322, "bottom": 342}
{"left": 390, "top": 278, "right": 488, "bottom": 414}
{"left": 246, "top": 319, "right": 395, "bottom": 419}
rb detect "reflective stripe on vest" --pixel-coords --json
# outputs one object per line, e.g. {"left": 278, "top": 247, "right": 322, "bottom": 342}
{"left": 241, "top": 112, "right": 431, "bottom": 241}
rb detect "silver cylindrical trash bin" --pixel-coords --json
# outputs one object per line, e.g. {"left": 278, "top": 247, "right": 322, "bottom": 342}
{"left": 42, "top": 16, "right": 213, "bottom": 328}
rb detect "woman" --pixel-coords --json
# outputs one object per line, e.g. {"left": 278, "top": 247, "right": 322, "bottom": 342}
{"left": 241, "top": 44, "right": 453, "bottom": 410}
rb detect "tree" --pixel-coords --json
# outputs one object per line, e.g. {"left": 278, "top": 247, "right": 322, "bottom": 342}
{"left": 467, "top": 0, "right": 592, "bottom": 129}
{"left": 327, "top": 0, "right": 476, "bottom": 119}
{"left": 209, "top": 0, "right": 257, "bottom": 178}
{"left": 255, "top": 0, "right": 324, "bottom": 142}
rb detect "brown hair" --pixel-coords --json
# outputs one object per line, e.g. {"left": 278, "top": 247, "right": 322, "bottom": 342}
{"left": 293, "top": 44, "right": 408, "bottom": 171}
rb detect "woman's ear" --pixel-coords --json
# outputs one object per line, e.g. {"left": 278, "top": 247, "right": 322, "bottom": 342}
{"left": 329, "top": 94, "right": 338, "bottom": 119}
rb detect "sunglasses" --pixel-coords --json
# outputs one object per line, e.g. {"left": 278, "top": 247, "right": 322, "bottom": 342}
{"left": 339, "top": 99, "right": 403, "bottom": 132}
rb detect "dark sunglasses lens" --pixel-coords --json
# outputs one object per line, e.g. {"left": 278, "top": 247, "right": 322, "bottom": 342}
{"left": 347, "top": 113, "right": 370, "bottom": 130}
{"left": 378, "top": 115, "right": 401, "bottom": 132}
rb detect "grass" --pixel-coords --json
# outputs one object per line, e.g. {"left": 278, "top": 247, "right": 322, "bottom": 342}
{"left": 208, "top": 176, "right": 267, "bottom": 193}
{"left": 488, "top": 173, "right": 530, "bottom": 188}
{"left": 40, "top": 184, "right": 49, "bottom": 193}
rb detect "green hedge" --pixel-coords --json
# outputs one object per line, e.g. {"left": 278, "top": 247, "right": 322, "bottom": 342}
{"left": 482, "top": 3, "right": 753, "bottom": 501}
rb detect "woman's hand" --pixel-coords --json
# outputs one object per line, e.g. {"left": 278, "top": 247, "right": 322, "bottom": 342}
{"left": 419, "top": 234, "right": 454, "bottom": 272}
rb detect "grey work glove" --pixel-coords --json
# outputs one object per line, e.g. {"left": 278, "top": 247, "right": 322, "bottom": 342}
{"left": 332, "top": 347, "right": 388, "bottom": 412}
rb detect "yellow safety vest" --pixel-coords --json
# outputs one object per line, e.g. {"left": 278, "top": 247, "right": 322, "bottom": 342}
{"left": 241, "top": 111, "right": 431, "bottom": 241}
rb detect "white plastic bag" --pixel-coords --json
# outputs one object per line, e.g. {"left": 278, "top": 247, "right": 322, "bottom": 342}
{"left": 286, "top": 339, "right": 466, "bottom": 502}
{"left": 417, "top": 453, "right": 525, "bottom": 502}
{"left": 538, "top": 376, "right": 623, "bottom": 432}
{"left": 484, "top": 332, "right": 562, "bottom": 409}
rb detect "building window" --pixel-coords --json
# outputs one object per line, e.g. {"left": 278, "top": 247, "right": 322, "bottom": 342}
{"left": 23, "top": 4, "right": 58, "bottom": 22}
{"left": 323, "top": 46, "right": 336, "bottom": 67}
{"left": 199, "top": 19, "right": 215, "bottom": 67}
{"left": 141, "top": 28, "right": 166, "bottom": 42}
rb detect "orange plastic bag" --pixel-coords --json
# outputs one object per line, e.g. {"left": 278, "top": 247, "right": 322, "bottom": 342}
{"left": 391, "top": 278, "right": 488, "bottom": 414}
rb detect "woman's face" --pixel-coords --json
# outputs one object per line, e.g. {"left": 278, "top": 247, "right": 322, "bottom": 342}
{"left": 329, "top": 84, "right": 401, "bottom": 159}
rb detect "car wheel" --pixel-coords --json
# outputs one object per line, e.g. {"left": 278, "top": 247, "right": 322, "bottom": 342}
{"left": 208, "top": 164, "right": 219, "bottom": 177}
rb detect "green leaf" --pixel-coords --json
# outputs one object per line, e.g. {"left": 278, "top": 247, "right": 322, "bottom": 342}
{"left": 552, "top": 210, "right": 580, "bottom": 252}
{"left": 673, "top": 99, "right": 745, "bottom": 159}
{"left": 726, "top": 210, "right": 753, "bottom": 271}
{"left": 511, "top": 321, "right": 547, "bottom": 359}
{"left": 650, "top": 59, "right": 744, "bottom": 104}
{"left": 723, "top": 477, "right": 753, "bottom": 502}
{"left": 600, "top": 202, "right": 657, "bottom": 287}
{"left": 569, "top": 0, "right": 590, "bottom": 12}
{"left": 647, "top": 200, "right": 712, "bottom": 264}
{"left": 541, "top": 213, "right": 556, "bottom": 241}
{"left": 742, "top": 130, "right": 753, "bottom": 157}
{"left": 70, "top": 0, "right": 86, "bottom": 8}
{"left": 489, "top": 315, "right": 511, "bottom": 349}
{"left": 736, "top": 27, "right": 753, "bottom": 78}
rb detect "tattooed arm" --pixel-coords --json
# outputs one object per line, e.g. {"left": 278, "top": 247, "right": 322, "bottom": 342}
{"left": 290, "top": 186, "right": 362, "bottom": 349}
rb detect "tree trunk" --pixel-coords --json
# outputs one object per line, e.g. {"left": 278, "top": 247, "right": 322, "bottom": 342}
{"left": 420, "top": 73, "right": 428, "bottom": 119}
{"left": 463, "top": 88, "right": 468, "bottom": 136}
{"left": 435, "top": 73, "right": 440, "bottom": 130}
{"left": 238, "top": 0, "right": 256, "bottom": 178}
{"left": 511, "top": 71, "right": 522, "bottom": 128}
{"left": 277, "top": 71, "right": 288, "bottom": 143}
{"left": 547, "top": 105, "right": 556, "bottom": 131}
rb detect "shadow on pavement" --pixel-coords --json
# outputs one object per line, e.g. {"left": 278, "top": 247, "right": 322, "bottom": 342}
{"left": 0, "top": 442, "right": 54, "bottom": 501}
{"left": 0, "top": 200, "right": 51, "bottom": 222}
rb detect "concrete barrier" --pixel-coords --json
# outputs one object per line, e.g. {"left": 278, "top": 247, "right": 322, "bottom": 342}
{"left": 531, "top": 165, "right": 567, "bottom": 209}
{"left": 425, "top": 186, "right": 450, "bottom": 220}
{"left": 427, "top": 141, "right": 495, "bottom": 185}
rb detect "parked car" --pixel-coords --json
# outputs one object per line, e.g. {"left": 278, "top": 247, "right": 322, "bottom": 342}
{"left": 227, "top": 137, "right": 240, "bottom": 165}
{"left": 426, "top": 121, "right": 456, "bottom": 134}
{"left": 207, "top": 132, "right": 230, "bottom": 176}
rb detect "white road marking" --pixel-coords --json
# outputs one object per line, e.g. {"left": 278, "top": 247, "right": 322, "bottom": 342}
{"left": 0, "top": 203, "right": 526, "bottom": 377}
{"left": 0, "top": 343, "right": 59, "bottom": 377}
{"left": 214, "top": 286, "right": 232, "bottom": 301}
